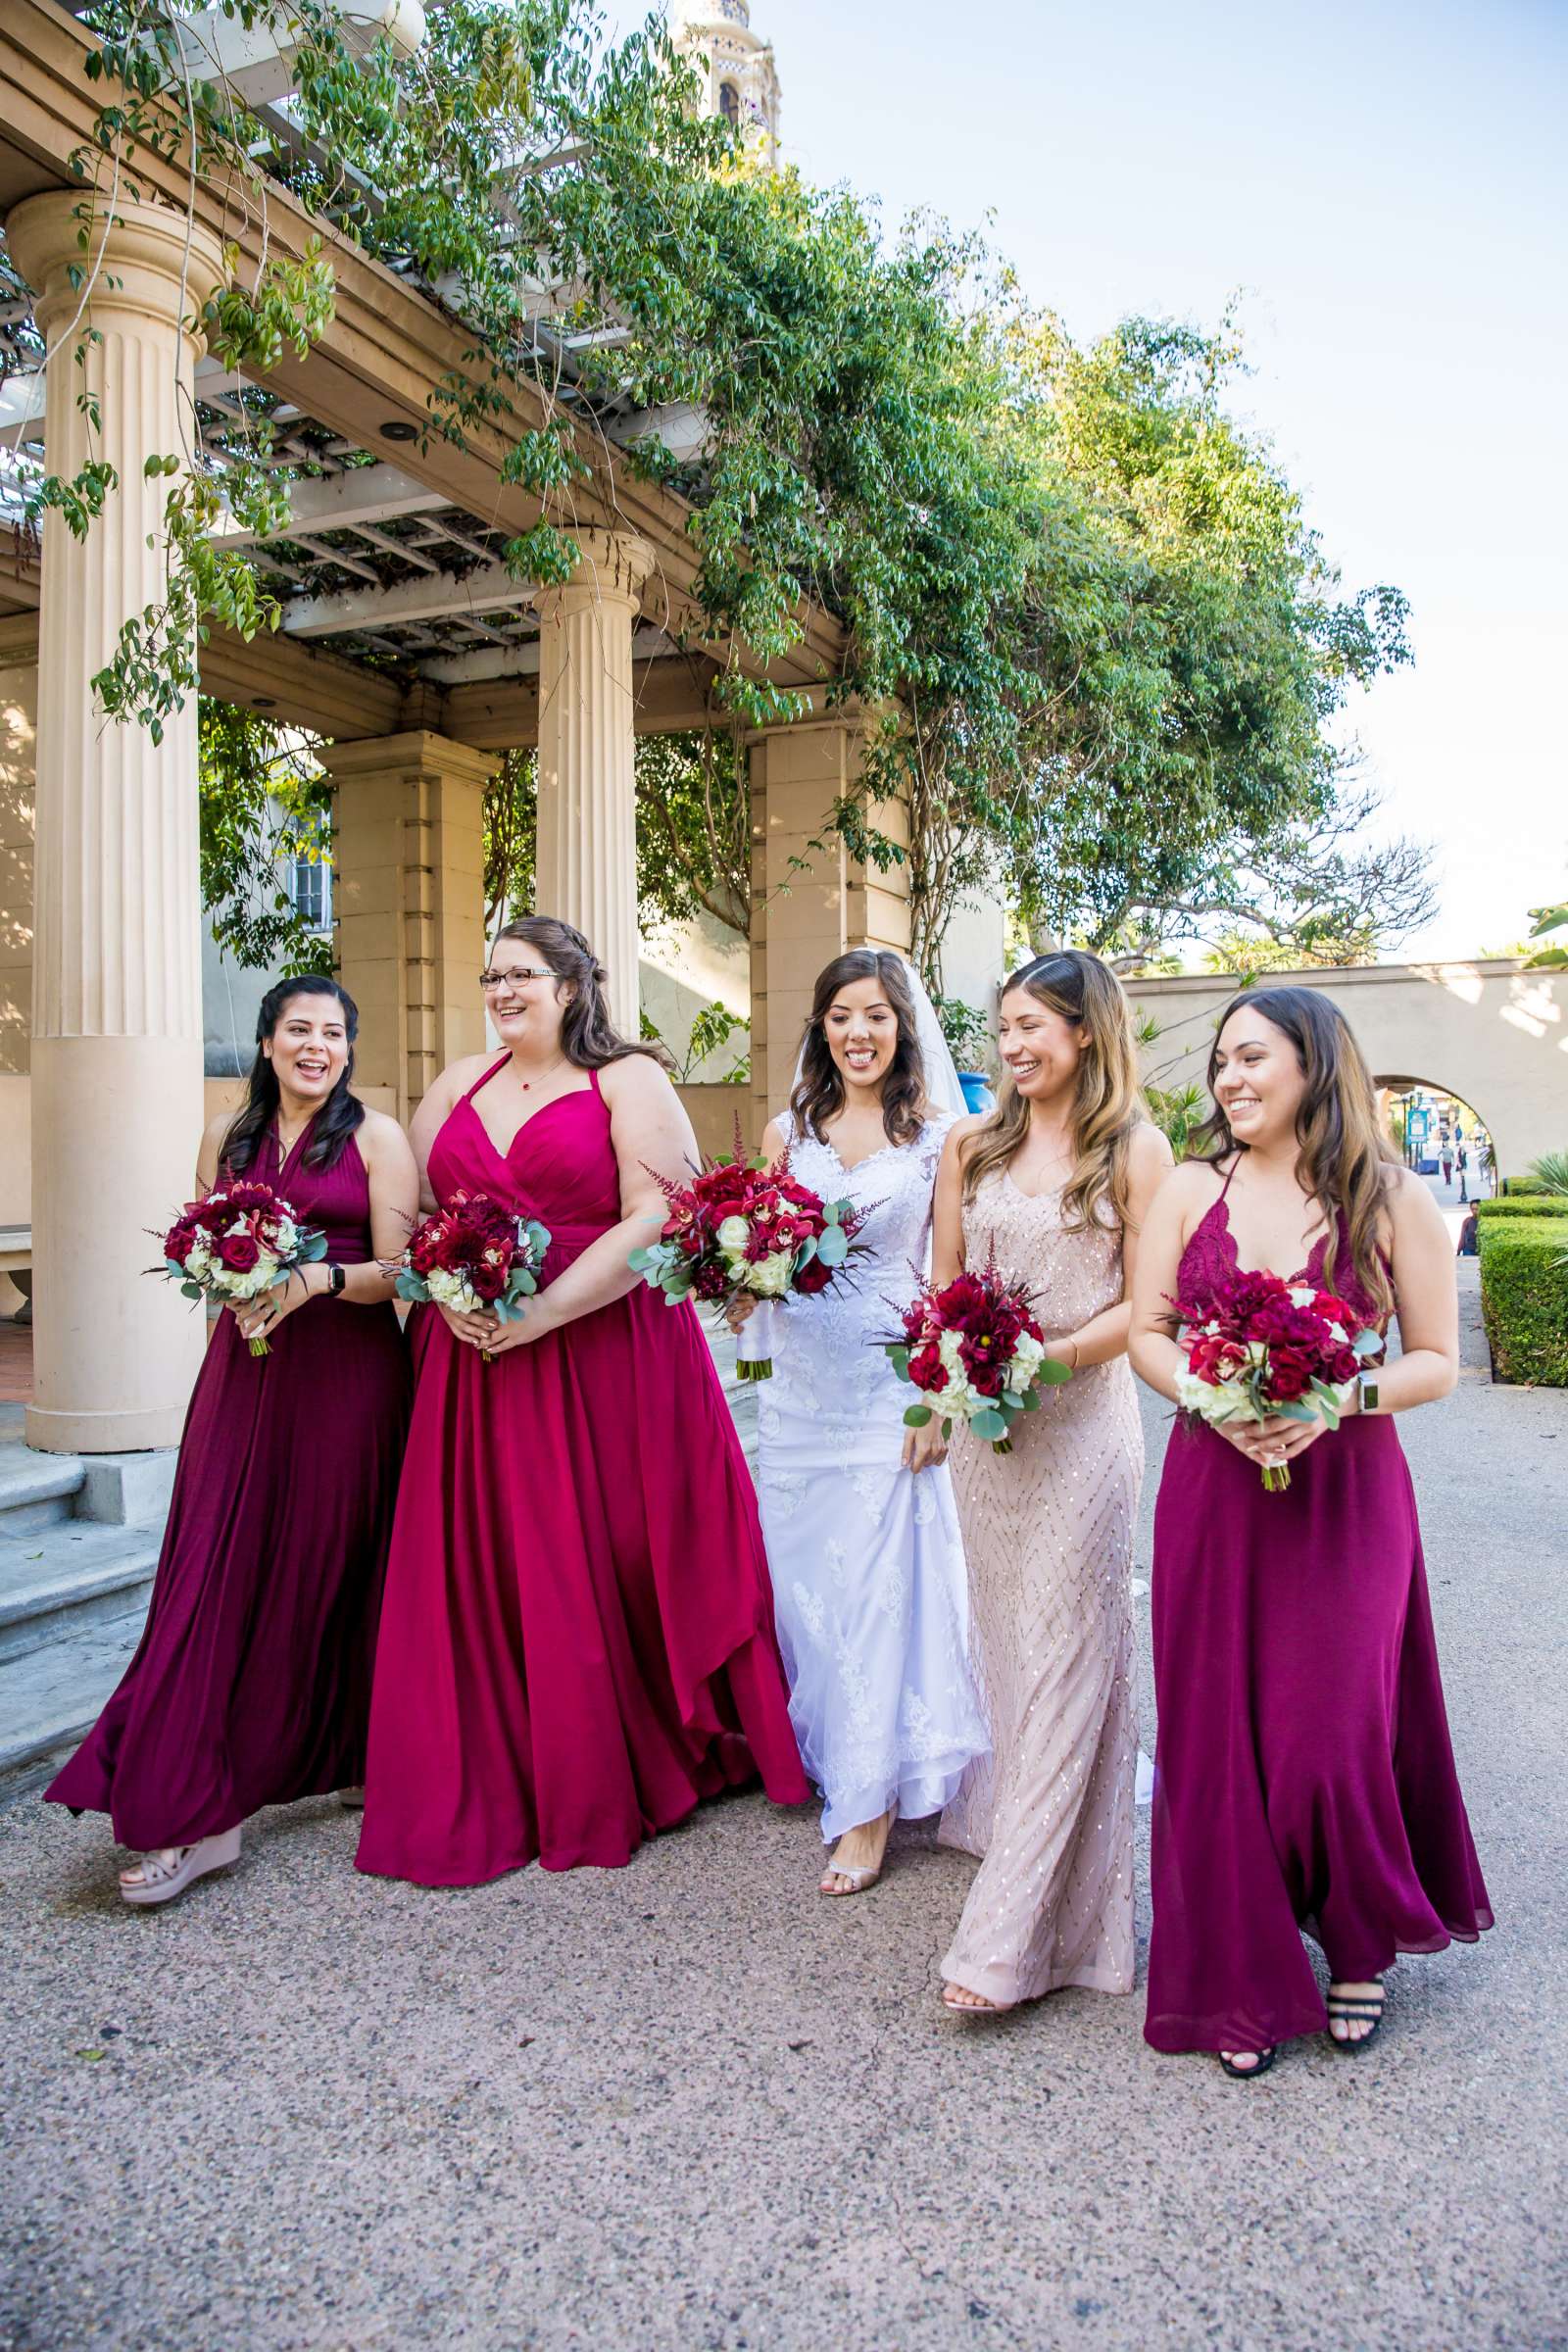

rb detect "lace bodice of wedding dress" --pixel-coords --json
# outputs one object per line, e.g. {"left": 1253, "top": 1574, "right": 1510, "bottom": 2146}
{"left": 755, "top": 1112, "right": 988, "bottom": 1840}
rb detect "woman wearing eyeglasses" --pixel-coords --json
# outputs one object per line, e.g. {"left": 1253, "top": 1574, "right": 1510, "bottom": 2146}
{"left": 356, "top": 915, "right": 808, "bottom": 1886}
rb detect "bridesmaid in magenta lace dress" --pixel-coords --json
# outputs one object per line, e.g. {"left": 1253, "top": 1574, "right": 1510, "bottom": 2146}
{"left": 356, "top": 916, "right": 808, "bottom": 1887}
{"left": 1130, "top": 988, "right": 1492, "bottom": 2077}
{"left": 48, "top": 979, "right": 416, "bottom": 1904}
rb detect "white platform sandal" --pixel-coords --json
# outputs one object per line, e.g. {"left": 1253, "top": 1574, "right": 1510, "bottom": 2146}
{"left": 119, "top": 1825, "right": 241, "bottom": 1907}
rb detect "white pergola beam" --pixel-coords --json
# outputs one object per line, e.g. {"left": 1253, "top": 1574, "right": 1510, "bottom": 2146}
{"left": 416, "top": 622, "right": 670, "bottom": 686}
{"left": 170, "top": 1, "right": 425, "bottom": 110}
{"left": 213, "top": 462, "right": 448, "bottom": 547}
{"left": 281, "top": 558, "right": 538, "bottom": 638}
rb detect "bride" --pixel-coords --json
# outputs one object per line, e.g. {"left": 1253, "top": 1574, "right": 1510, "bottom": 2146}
{"left": 732, "top": 949, "right": 988, "bottom": 1895}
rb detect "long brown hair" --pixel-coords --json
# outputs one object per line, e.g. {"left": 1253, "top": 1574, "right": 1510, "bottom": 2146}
{"left": 788, "top": 950, "right": 926, "bottom": 1148}
{"left": 1193, "top": 985, "right": 1398, "bottom": 1309}
{"left": 493, "top": 915, "right": 669, "bottom": 1069}
{"left": 960, "top": 950, "right": 1147, "bottom": 1231}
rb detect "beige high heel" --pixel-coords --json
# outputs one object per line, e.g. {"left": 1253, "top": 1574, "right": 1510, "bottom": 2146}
{"left": 119, "top": 1826, "right": 242, "bottom": 1907}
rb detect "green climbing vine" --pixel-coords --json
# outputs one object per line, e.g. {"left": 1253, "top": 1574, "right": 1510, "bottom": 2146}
{"left": 9, "top": 0, "right": 1418, "bottom": 974}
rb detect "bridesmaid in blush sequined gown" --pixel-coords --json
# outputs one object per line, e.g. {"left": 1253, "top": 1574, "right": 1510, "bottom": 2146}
{"left": 356, "top": 917, "right": 807, "bottom": 1887}
{"left": 1130, "top": 989, "right": 1491, "bottom": 2078}
{"left": 47, "top": 979, "right": 416, "bottom": 1905}
{"left": 931, "top": 954, "right": 1173, "bottom": 2013}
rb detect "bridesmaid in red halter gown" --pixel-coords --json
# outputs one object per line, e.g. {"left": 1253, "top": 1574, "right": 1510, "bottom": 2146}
{"left": 357, "top": 916, "right": 808, "bottom": 1886}
{"left": 48, "top": 978, "right": 416, "bottom": 1904}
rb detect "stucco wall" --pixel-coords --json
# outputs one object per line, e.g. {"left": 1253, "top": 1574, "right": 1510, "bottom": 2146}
{"left": 1131, "top": 959, "right": 1568, "bottom": 1181}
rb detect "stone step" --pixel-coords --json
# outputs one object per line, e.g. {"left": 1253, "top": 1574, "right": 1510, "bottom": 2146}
{"left": 0, "top": 1330, "right": 758, "bottom": 1796}
{"left": 0, "top": 1413, "right": 86, "bottom": 1536}
{"left": 0, "top": 1515, "right": 162, "bottom": 1664}
{"left": 0, "top": 1609, "right": 145, "bottom": 1784}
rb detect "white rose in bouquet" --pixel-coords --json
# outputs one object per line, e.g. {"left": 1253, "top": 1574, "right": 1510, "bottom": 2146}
{"left": 747, "top": 1249, "right": 797, "bottom": 1298}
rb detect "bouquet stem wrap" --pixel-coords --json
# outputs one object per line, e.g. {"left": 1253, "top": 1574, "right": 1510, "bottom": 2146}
{"left": 734, "top": 1300, "right": 779, "bottom": 1382}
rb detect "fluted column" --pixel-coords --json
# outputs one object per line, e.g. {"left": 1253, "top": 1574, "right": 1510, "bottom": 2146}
{"left": 8, "top": 195, "right": 227, "bottom": 1452}
{"left": 534, "top": 531, "right": 656, "bottom": 1037}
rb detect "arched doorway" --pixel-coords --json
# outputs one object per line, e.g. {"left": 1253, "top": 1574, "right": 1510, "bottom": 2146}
{"left": 1377, "top": 1076, "right": 1494, "bottom": 1221}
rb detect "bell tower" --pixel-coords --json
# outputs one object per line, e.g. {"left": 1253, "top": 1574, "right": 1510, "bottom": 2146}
{"left": 670, "top": 1, "right": 781, "bottom": 166}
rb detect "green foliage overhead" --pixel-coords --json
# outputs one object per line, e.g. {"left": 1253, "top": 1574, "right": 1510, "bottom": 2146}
{"left": 29, "top": 1, "right": 1418, "bottom": 982}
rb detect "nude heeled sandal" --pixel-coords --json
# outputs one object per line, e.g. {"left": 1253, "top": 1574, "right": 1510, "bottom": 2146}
{"left": 819, "top": 1861, "right": 882, "bottom": 1895}
{"left": 119, "top": 1825, "right": 241, "bottom": 1907}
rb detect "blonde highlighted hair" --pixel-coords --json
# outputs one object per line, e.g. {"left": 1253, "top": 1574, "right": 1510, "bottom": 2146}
{"left": 960, "top": 950, "right": 1148, "bottom": 1231}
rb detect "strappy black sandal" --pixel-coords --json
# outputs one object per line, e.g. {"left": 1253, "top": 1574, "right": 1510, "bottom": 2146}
{"left": 1326, "top": 1983, "right": 1385, "bottom": 2054}
{"left": 1218, "top": 2046, "right": 1277, "bottom": 2081}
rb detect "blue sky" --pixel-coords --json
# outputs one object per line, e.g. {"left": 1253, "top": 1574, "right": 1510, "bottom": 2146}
{"left": 612, "top": 0, "right": 1568, "bottom": 959}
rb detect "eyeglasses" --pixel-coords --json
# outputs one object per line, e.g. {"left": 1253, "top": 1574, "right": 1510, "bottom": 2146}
{"left": 478, "top": 965, "right": 555, "bottom": 992}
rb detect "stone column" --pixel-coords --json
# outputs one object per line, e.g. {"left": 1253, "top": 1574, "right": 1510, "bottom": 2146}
{"left": 323, "top": 731, "right": 495, "bottom": 1122}
{"left": 747, "top": 710, "right": 911, "bottom": 1137}
{"left": 8, "top": 196, "right": 226, "bottom": 1453}
{"left": 534, "top": 530, "right": 656, "bottom": 1037}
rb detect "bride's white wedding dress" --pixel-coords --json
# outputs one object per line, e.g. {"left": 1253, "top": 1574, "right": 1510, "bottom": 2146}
{"left": 756, "top": 1114, "right": 989, "bottom": 1841}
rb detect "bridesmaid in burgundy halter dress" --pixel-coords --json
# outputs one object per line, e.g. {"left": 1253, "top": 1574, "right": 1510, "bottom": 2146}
{"left": 1130, "top": 988, "right": 1492, "bottom": 2076}
{"left": 356, "top": 916, "right": 807, "bottom": 1887}
{"left": 47, "top": 978, "right": 416, "bottom": 1903}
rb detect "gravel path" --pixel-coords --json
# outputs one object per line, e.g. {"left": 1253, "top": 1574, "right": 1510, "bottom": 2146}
{"left": 3, "top": 1267, "right": 1564, "bottom": 2352}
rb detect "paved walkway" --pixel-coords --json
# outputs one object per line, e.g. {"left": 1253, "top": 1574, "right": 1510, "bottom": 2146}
{"left": 3, "top": 1269, "right": 1564, "bottom": 2351}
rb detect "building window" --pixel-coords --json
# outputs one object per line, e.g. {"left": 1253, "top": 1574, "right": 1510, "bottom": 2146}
{"left": 290, "top": 853, "right": 332, "bottom": 935}
{"left": 718, "top": 79, "right": 740, "bottom": 124}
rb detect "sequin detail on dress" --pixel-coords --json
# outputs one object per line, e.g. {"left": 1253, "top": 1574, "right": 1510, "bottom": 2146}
{"left": 939, "top": 1171, "right": 1141, "bottom": 2005}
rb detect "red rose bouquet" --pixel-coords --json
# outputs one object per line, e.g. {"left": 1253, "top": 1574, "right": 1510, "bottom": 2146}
{"left": 886, "top": 1256, "right": 1071, "bottom": 1453}
{"left": 394, "top": 1191, "right": 552, "bottom": 1364}
{"left": 628, "top": 1135, "right": 863, "bottom": 1380}
{"left": 1174, "top": 1268, "right": 1383, "bottom": 1491}
{"left": 158, "top": 1181, "right": 328, "bottom": 1357}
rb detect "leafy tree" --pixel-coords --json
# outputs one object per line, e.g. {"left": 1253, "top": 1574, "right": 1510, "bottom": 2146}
{"left": 198, "top": 703, "right": 332, "bottom": 976}
{"left": 995, "top": 318, "right": 1417, "bottom": 967}
{"left": 46, "top": 3, "right": 1419, "bottom": 996}
{"left": 484, "top": 749, "right": 538, "bottom": 940}
{"left": 478, "top": 732, "right": 749, "bottom": 945}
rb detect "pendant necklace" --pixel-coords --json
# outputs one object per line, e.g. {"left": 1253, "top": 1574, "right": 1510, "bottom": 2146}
{"left": 519, "top": 1053, "right": 568, "bottom": 1094}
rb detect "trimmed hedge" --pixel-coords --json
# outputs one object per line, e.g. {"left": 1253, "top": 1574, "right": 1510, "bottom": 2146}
{"left": 1503, "top": 1179, "right": 1551, "bottom": 1197}
{"left": 1476, "top": 1197, "right": 1567, "bottom": 1218}
{"left": 1479, "top": 1215, "right": 1568, "bottom": 1387}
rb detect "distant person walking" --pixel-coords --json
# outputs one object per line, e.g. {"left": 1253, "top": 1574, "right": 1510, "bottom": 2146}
{"left": 1441, "top": 1146, "right": 1453, "bottom": 1186}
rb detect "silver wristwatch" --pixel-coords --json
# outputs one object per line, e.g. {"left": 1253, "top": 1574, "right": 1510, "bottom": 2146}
{"left": 1357, "top": 1368, "right": 1379, "bottom": 1414}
